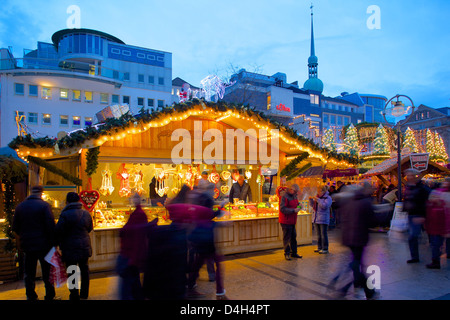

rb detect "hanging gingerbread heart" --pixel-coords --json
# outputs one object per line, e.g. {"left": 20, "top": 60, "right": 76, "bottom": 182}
{"left": 221, "top": 171, "right": 231, "bottom": 181}
{"left": 209, "top": 172, "right": 220, "bottom": 184}
{"left": 220, "top": 185, "right": 230, "bottom": 194}
{"left": 79, "top": 190, "right": 100, "bottom": 212}
{"left": 213, "top": 188, "right": 220, "bottom": 199}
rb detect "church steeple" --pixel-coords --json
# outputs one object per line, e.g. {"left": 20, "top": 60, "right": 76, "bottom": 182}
{"left": 303, "top": 3, "right": 324, "bottom": 94}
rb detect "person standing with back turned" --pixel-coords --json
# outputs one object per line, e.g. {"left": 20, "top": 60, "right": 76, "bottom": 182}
{"left": 12, "top": 185, "right": 56, "bottom": 301}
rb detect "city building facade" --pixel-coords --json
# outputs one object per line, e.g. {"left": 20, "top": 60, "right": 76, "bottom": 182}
{"left": 0, "top": 28, "right": 172, "bottom": 147}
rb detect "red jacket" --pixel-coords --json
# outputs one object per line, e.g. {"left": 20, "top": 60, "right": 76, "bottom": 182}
{"left": 279, "top": 193, "right": 299, "bottom": 225}
{"left": 425, "top": 189, "right": 450, "bottom": 236}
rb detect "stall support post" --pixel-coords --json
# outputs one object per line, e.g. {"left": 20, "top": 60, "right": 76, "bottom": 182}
{"left": 397, "top": 126, "right": 402, "bottom": 201}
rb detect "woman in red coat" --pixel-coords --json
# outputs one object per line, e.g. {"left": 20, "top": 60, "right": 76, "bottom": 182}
{"left": 425, "top": 178, "right": 450, "bottom": 269}
{"left": 279, "top": 184, "right": 302, "bottom": 260}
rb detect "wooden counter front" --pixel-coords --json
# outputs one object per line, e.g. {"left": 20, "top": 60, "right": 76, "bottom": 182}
{"left": 88, "top": 214, "right": 313, "bottom": 272}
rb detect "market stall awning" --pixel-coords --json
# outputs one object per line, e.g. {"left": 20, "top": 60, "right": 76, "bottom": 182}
{"left": 298, "top": 166, "right": 324, "bottom": 178}
{"left": 362, "top": 154, "right": 450, "bottom": 178}
{"left": 322, "top": 168, "right": 359, "bottom": 179}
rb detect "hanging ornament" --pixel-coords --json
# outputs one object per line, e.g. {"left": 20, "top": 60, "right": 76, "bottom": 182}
{"left": 208, "top": 165, "right": 220, "bottom": 184}
{"left": 245, "top": 170, "right": 252, "bottom": 179}
{"left": 213, "top": 188, "right": 220, "bottom": 199}
{"left": 221, "top": 170, "right": 231, "bottom": 181}
{"left": 99, "top": 165, "right": 114, "bottom": 196}
{"left": 155, "top": 178, "right": 166, "bottom": 198}
{"left": 256, "top": 175, "right": 262, "bottom": 185}
{"left": 79, "top": 190, "right": 100, "bottom": 212}
{"left": 220, "top": 185, "right": 230, "bottom": 194}
{"left": 116, "top": 163, "right": 131, "bottom": 197}
{"left": 132, "top": 169, "right": 145, "bottom": 195}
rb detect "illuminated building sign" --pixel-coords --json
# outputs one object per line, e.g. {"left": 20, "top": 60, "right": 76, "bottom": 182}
{"left": 276, "top": 104, "right": 291, "bottom": 112}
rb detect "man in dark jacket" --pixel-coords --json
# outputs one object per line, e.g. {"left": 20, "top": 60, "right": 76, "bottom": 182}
{"left": 229, "top": 175, "right": 252, "bottom": 203}
{"left": 12, "top": 185, "right": 56, "bottom": 301}
{"left": 56, "top": 192, "right": 93, "bottom": 300}
{"left": 333, "top": 182, "right": 378, "bottom": 299}
{"left": 403, "top": 169, "right": 431, "bottom": 263}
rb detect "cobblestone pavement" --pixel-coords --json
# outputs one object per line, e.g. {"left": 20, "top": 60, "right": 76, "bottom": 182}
{"left": 1, "top": 228, "right": 449, "bottom": 301}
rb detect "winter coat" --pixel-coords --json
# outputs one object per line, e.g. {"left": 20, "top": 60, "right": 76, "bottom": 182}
{"left": 425, "top": 189, "right": 450, "bottom": 236}
{"left": 340, "top": 189, "right": 376, "bottom": 248}
{"left": 229, "top": 182, "right": 252, "bottom": 203}
{"left": 12, "top": 195, "right": 55, "bottom": 253}
{"left": 56, "top": 202, "right": 93, "bottom": 262}
{"left": 313, "top": 192, "right": 332, "bottom": 225}
{"left": 119, "top": 205, "right": 150, "bottom": 271}
{"left": 403, "top": 181, "right": 431, "bottom": 217}
{"left": 279, "top": 192, "right": 299, "bottom": 225}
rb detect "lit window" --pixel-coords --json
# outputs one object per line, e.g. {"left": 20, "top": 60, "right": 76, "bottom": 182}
{"left": 84, "top": 91, "right": 93, "bottom": 102}
{"left": 42, "top": 87, "right": 52, "bottom": 99}
{"left": 310, "top": 94, "right": 319, "bottom": 105}
{"left": 60, "top": 115, "right": 69, "bottom": 126}
{"left": 100, "top": 93, "right": 109, "bottom": 104}
{"left": 73, "top": 90, "right": 81, "bottom": 101}
{"left": 29, "top": 85, "right": 38, "bottom": 96}
{"left": 73, "top": 116, "right": 81, "bottom": 126}
{"left": 42, "top": 114, "right": 51, "bottom": 125}
{"left": 85, "top": 117, "right": 93, "bottom": 126}
{"left": 60, "top": 88, "right": 69, "bottom": 100}
{"left": 28, "top": 112, "right": 38, "bottom": 124}
{"left": 15, "top": 83, "right": 25, "bottom": 95}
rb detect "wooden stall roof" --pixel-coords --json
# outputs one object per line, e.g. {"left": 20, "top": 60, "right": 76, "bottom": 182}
{"left": 9, "top": 101, "right": 358, "bottom": 168}
{"left": 362, "top": 154, "right": 450, "bottom": 177}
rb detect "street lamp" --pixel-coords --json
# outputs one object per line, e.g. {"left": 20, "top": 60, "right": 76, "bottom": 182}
{"left": 382, "top": 94, "right": 415, "bottom": 201}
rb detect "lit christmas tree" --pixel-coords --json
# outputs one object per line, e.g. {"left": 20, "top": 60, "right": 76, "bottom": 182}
{"left": 322, "top": 128, "right": 336, "bottom": 152}
{"left": 373, "top": 124, "right": 390, "bottom": 155}
{"left": 402, "top": 127, "right": 418, "bottom": 154}
{"left": 344, "top": 124, "right": 359, "bottom": 156}
{"left": 434, "top": 131, "right": 448, "bottom": 161}
{"left": 426, "top": 129, "right": 438, "bottom": 160}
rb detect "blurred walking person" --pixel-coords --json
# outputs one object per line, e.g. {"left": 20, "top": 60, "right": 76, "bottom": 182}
{"left": 424, "top": 178, "right": 450, "bottom": 269}
{"left": 12, "top": 185, "right": 56, "bottom": 301}
{"left": 312, "top": 186, "right": 333, "bottom": 254}
{"left": 55, "top": 192, "right": 93, "bottom": 300}
{"left": 279, "top": 184, "right": 302, "bottom": 260}
{"left": 403, "top": 169, "right": 431, "bottom": 263}
{"left": 116, "top": 193, "right": 150, "bottom": 300}
{"left": 330, "top": 182, "right": 378, "bottom": 299}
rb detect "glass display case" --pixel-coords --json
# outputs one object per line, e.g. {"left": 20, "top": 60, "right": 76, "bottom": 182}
{"left": 93, "top": 205, "right": 169, "bottom": 229}
{"left": 41, "top": 185, "right": 78, "bottom": 220}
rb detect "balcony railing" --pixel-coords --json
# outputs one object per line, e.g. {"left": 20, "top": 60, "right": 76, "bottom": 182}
{"left": 0, "top": 57, "right": 124, "bottom": 82}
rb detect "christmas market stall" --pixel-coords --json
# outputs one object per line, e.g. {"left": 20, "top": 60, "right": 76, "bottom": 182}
{"left": 9, "top": 100, "right": 358, "bottom": 271}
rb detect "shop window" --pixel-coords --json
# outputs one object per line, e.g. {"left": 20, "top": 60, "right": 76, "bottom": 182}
{"left": 60, "top": 88, "right": 69, "bottom": 100}
{"left": 42, "top": 113, "right": 51, "bottom": 125}
{"left": 14, "top": 83, "right": 24, "bottom": 95}
{"left": 29, "top": 85, "right": 38, "bottom": 97}
{"left": 60, "top": 115, "right": 69, "bottom": 126}
{"left": 28, "top": 112, "right": 38, "bottom": 124}
{"left": 42, "top": 87, "right": 52, "bottom": 99}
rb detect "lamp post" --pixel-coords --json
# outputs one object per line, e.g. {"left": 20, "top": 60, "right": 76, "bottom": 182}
{"left": 382, "top": 94, "right": 415, "bottom": 201}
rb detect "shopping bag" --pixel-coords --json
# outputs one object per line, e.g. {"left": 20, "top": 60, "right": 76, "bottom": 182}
{"left": 45, "top": 247, "right": 68, "bottom": 288}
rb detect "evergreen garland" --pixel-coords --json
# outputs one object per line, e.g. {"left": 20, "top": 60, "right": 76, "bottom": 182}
{"left": 27, "top": 156, "right": 82, "bottom": 186}
{"left": 286, "top": 162, "right": 313, "bottom": 181}
{"left": 280, "top": 152, "right": 309, "bottom": 177}
{"left": 85, "top": 147, "right": 100, "bottom": 177}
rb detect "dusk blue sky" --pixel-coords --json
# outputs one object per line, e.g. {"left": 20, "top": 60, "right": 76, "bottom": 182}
{"left": 1, "top": 0, "right": 449, "bottom": 109}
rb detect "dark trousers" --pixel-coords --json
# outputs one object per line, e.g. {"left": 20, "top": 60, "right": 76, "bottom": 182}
{"left": 408, "top": 216, "right": 423, "bottom": 260}
{"left": 119, "top": 266, "right": 144, "bottom": 300}
{"left": 429, "top": 235, "right": 450, "bottom": 261}
{"left": 347, "top": 246, "right": 375, "bottom": 298}
{"left": 316, "top": 224, "right": 329, "bottom": 251}
{"left": 65, "top": 258, "right": 90, "bottom": 300}
{"left": 23, "top": 250, "right": 55, "bottom": 300}
{"left": 281, "top": 224, "right": 297, "bottom": 255}
{"left": 188, "top": 251, "right": 225, "bottom": 294}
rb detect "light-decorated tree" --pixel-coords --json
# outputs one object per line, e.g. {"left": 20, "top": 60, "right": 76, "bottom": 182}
{"left": 373, "top": 124, "right": 390, "bottom": 155}
{"left": 434, "top": 131, "right": 448, "bottom": 161}
{"left": 322, "top": 128, "right": 336, "bottom": 152}
{"left": 344, "top": 124, "right": 359, "bottom": 157}
{"left": 426, "top": 129, "right": 438, "bottom": 159}
{"left": 402, "top": 127, "right": 418, "bottom": 154}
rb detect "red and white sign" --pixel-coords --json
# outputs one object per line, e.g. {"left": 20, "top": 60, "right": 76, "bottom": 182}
{"left": 410, "top": 153, "right": 429, "bottom": 172}
{"left": 276, "top": 104, "right": 291, "bottom": 112}
{"left": 79, "top": 190, "right": 100, "bottom": 212}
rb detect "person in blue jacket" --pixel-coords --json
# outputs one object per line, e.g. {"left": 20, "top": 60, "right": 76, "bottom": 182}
{"left": 312, "top": 185, "right": 333, "bottom": 254}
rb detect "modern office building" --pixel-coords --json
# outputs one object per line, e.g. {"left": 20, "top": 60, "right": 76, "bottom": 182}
{"left": 0, "top": 28, "right": 172, "bottom": 147}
